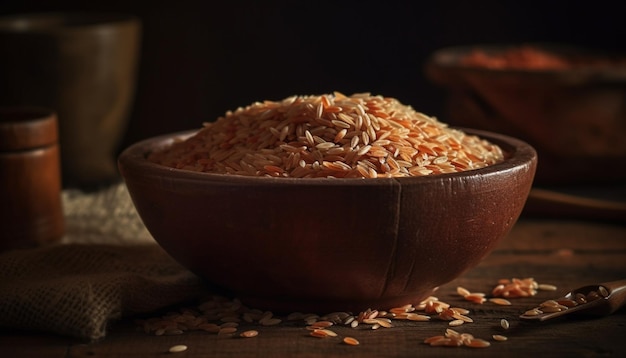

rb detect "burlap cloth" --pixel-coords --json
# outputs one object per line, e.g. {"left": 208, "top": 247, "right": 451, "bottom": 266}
{"left": 0, "top": 182, "right": 209, "bottom": 341}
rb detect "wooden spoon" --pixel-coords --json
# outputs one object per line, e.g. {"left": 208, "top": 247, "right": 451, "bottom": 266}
{"left": 520, "top": 279, "right": 626, "bottom": 321}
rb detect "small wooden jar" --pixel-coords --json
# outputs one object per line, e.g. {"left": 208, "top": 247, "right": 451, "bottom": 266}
{"left": 0, "top": 107, "right": 64, "bottom": 251}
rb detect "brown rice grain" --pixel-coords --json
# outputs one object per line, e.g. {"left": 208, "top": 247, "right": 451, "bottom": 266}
{"left": 465, "top": 338, "right": 491, "bottom": 348}
{"left": 464, "top": 293, "right": 487, "bottom": 304}
{"left": 310, "top": 329, "right": 337, "bottom": 338}
{"left": 406, "top": 313, "right": 431, "bottom": 321}
{"left": 448, "top": 319, "right": 465, "bottom": 327}
{"left": 310, "top": 320, "right": 334, "bottom": 328}
{"left": 198, "top": 323, "right": 221, "bottom": 333}
{"left": 343, "top": 337, "right": 360, "bottom": 346}
{"left": 220, "top": 316, "right": 241, "bottom": 323}
{"left": 456, "top": 286, "right": 471, "bottom": 297}
{"left": 240, "top": 330, "right": 259, "bottom": 338}
{"left": 373, "top": 318, "right": 393, "bottom": 328}
{"left": 218, "top": 327, "right": 237, "bottom": 335}
{"left": 424, "top": 335, "right": 446, "bottom": 344}
{"left": 451, "top": 307, "right": 470, "bottom": 315}
{"left": 539, "top": 305, "right": 564, "bottom": 313}
{"left": 455, "top": 314, "right": 473, "bottom": 323}
{"left": 557, "top": 299, "right": 578, "bottom": 307}
{"left": 320, "top": 329, "right": 338, "bottom": 337}
{"left": 538, "top": 283, "right": 558, "bottom": 291}
{"left": 523, "top": 308, "right": 543, "bottom": 316}
{"left": 489, "top": 298, "right": 512, "bottom": 306}
{"left": 500, "top": 318, "right": 510, "bottom": 330}
{"left": 168, "top": 345, "right": 188, "bottom": 353}
{"left": 431, "top": 337, "right": 458, "bottom": 347}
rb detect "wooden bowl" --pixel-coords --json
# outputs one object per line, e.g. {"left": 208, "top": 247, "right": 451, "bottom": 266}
{"left": 118, "top": 128, "right": 537, "bottom": 313}
{"left": 425, "top": 43, "right": 626, "bottom": 185}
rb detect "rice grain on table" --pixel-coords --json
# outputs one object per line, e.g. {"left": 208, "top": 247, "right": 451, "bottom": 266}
{"left": 493, "top": 334, "right": 508, "bottom": 341}
{"left": 148, "top": 93, "right": 504, "bottom": 178}
{"left": 500, "top": 318, "right": 510, "bottom": 330}
{"left": 343, "top": 337, "right": 360, "bottom": 346}
{"left": 240, "top": 330, "right": 259, "bottom": 338}
{"left": 168, "top": 345, "right": 188, "bottom": 353}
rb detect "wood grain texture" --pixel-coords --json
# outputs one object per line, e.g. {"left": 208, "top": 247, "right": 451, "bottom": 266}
{"left": 1, "top": 218, "right": 625, "bottom": 357}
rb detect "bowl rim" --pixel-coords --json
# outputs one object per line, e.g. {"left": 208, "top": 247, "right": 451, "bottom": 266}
{"left": 118, "top": 127, "right": 537, "bottom": 186}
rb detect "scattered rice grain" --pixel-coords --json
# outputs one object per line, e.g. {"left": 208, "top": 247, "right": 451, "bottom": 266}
{"left": 218, "top": 327, "right": 237, "bottom": 335}
{"left": 309, "top": 320, "right": 333, "bottom": 328}
{"left": 464, "top": 293, "right": 487, "bottom": 304}
{"left": 168, "top": 345, "right": 188, "bottom": 353}
{"left": 493, "top": 334, "right": 508, "bottom": 341}
{"left": 489, "top": 298, "right": 512, "bottom": 306}
{"left": 538, "top": 283, "right": 558, "bottom": 291}
{"left": 523, "top": 308, "right": 543, "bottom": 316}
{"left": 310, "top": 329, "right": 337, "bottom": 338}
{"left": 500, "top": 318, "right": 510, "bottom": 330}
{"left": 466, "top": 339, "right": 491, "bottom": 348}
{"left": 240, "top": 330, "right": 259, "bottom": 338}
{"left": 343, "top": 337, "right": 360, "bottom": 346}
{"left": 456, "top": 286, "right": 471, "bottom": 297}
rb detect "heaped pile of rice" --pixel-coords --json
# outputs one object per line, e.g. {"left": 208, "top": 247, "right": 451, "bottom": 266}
{"left": 148, "top": 92, "right": 504, "bottom": 178}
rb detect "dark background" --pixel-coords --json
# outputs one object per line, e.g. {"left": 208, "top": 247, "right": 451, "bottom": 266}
{"left": 1, "top": 0, "right": 625, "bottom": 154}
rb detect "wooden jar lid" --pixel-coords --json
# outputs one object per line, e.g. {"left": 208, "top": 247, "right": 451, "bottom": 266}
{"left": 0, "top": 107, "right": 58, "bottom": 151}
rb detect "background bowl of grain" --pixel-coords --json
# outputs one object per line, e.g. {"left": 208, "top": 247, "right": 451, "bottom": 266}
{"left": 425, "top": 43, "right": 626, "bottom": 186}
{"left": 118, "top": 128, "right": 536, "bottom": 314}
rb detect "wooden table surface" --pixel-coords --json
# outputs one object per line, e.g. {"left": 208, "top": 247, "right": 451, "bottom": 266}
{"left": 1, "top": 217, "right": 625, "bottom": 357}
